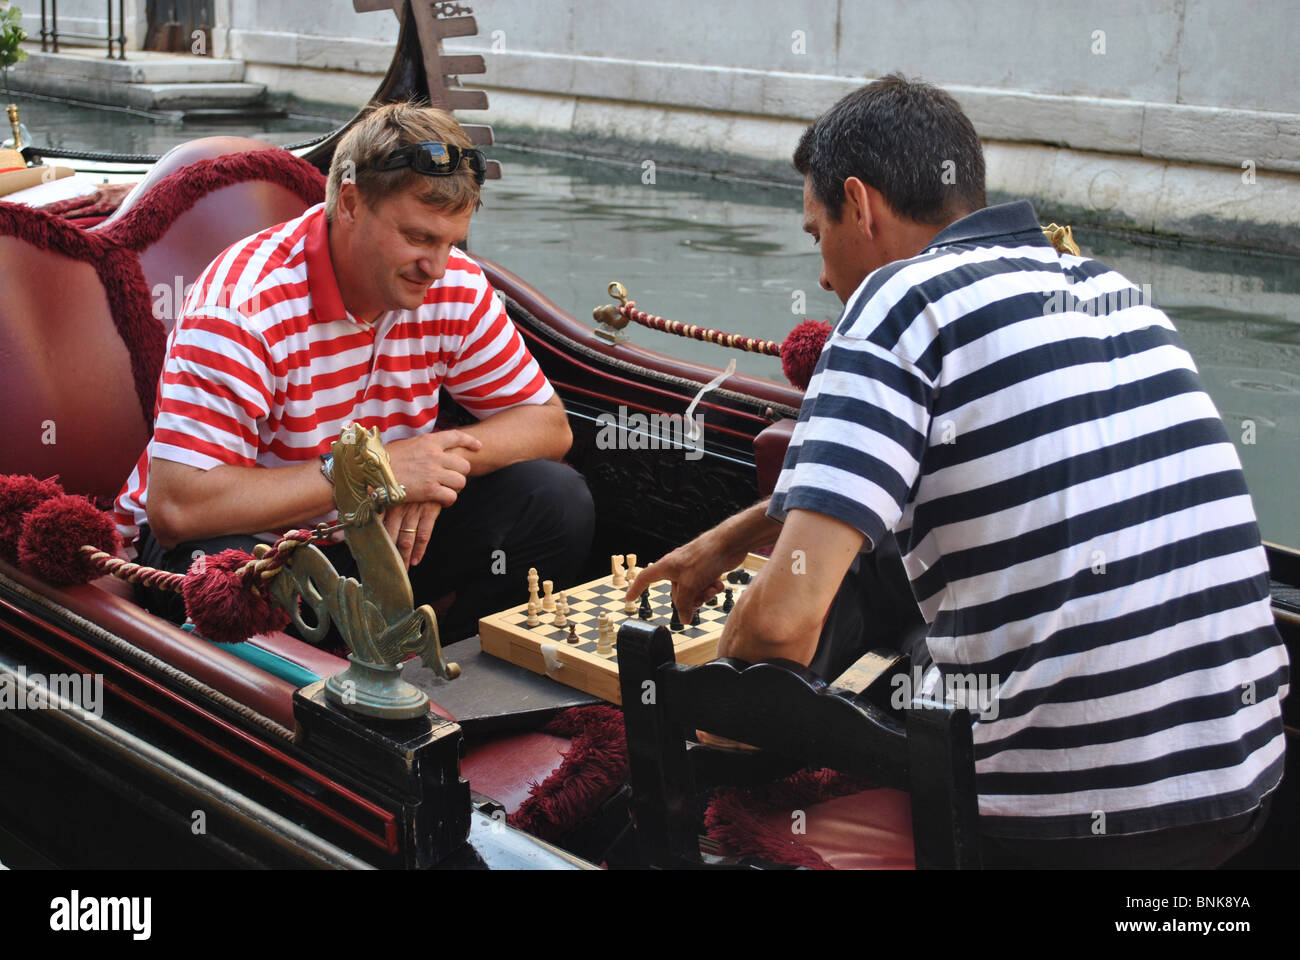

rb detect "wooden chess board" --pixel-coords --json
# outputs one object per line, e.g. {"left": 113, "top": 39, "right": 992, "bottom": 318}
{"left": 478, "top": 554, "right": 767, "bottom": 704}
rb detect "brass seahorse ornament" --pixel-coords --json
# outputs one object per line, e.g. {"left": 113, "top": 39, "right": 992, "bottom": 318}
{"left": 258, "top": 424, "right": 459, "bottom": 721}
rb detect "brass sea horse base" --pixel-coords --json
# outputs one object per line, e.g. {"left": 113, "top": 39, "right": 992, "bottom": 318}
{"left": 257, "top": 424, "right": 459, "bottom": 721}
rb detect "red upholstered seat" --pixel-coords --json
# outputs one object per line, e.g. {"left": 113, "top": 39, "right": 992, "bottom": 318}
{"left": 754, "top": 417, "right": 796, "bottom": 498}
{"left": 738, "top": 788, "right": 915, "bottom": 869}
{"left": 461, "top": 731, "right": 571, "bottom": 813}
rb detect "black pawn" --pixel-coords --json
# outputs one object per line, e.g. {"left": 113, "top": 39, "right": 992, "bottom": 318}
{"left": 639, "top": 592, "right": 652, "bottom": 620}
{"left": 722, "top": 588, "right": 734, "bottom": 613}
{"left": 669, "top": 607, "right": 683, "bottom": 632}
{"left": 567, "top": 623, "right": 579, "bottom": 644}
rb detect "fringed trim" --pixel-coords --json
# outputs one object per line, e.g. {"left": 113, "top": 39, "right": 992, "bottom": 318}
{"left": 704, "top": 767, "right": 876, "bottom": 869}
{"left": 507, "top": 705, "right": 628, "bottom": 842}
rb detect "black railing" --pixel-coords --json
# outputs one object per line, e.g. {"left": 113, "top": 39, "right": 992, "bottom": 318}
{"left": 39, "top": 1, "right": 128, "bottom": 60}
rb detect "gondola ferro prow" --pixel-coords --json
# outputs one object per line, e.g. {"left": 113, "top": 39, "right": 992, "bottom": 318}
{"left": 257, "top": 424, "right": 460, "bottom": 721}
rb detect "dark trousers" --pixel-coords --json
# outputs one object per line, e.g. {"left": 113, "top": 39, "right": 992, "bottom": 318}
{"left": 809, "top": 532, "right": 929, "bottom": 680}
{"left": 979, "top": 795, "right": 1273, "bottom": 869}
{"left": 135, "top": 458, "right": 595, "bottom": 645}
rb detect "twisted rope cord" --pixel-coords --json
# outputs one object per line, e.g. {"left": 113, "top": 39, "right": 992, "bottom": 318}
{"left": 79, "top": 523, "right": 344, "bottom": 594}
{"left": 617, "top": 304, "right": 782, "bottom": 356}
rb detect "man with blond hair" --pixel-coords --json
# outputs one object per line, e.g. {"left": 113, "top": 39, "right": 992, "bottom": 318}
{"left": 116, "top": 102, "right": 593, "bottom": 642}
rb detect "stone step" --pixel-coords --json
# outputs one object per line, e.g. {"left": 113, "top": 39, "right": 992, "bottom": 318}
{"left": 10, "top": 71, "right": 267, "bottom": 112}
{"left": 18, "top": 48, "right": 246, "bottom": 84}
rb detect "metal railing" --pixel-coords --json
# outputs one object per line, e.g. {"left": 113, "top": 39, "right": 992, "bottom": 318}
{"left": 39, "top": 1, "right": 128, "bottom": 60}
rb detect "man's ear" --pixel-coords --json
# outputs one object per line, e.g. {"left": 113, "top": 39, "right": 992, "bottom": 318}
{"left": 336, "top": 181, "right": 361, "bottom": 226}
{"left": 842, "top": 176, "right": 874, "bottom": 238}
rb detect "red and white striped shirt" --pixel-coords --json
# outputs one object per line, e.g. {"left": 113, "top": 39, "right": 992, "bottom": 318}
{"left": 114, "top": 202, "right": 553, "bottom": 550}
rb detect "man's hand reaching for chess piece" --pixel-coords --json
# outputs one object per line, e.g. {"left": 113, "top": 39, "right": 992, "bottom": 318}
{"left": 625, "top": 500, "right": 779, "bottom": 626}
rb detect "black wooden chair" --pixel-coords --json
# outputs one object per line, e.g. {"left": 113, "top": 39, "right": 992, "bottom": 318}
{"left": 616, "top": 619, "right": 982, "bottom": 868}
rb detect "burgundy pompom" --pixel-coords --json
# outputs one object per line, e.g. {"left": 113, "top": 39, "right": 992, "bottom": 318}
{"left": 780, "top": 319, "right": 833, "bottom": 391}
{"left": 0, "top": 474, "right": 65, "bottom": 562}
{"left": 17, "top": 494, "right": 122, "bottom": 586}
{"left": 182, "top": 548, "right": 290, "bottom": 645}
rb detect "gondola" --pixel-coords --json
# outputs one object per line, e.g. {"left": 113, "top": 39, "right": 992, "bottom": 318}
{"left": 0, "top": 1, "right": 1295, "bottom": 870}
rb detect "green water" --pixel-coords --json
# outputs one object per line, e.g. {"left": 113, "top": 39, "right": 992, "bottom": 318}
{"left": 16, "top": 99, "right": 1300, "bottom": 548}
{"left": 472, "top": 148, "right": 1300, "bottom": 551}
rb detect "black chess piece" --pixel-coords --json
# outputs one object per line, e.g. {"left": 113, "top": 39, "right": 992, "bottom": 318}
{"left": 736, "top": 570, "right": 751, "bottom": 584}
{"left": 669, "top": 606, "right": 683, "bottom": 632}
{"left": 639, "top": 591, "right": 652, "bottom": 620}
{"left": 705, "top": 594, "right": 718, "bottom": 606}
{"left": 722, "top": 588, "right": 734, "bottom": 613}
{"left": 567, "top": 622, "right": 579, "bottom": 644}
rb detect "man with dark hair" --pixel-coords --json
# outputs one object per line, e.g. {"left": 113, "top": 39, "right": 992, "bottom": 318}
{"left": 116, "top": 102, "right": 594, "bottom": 642}
{"left": 630, "top": 74, "right": 1287, "bottom": 867}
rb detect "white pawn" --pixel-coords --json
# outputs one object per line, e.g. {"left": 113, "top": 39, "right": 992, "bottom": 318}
{"left": 526, "top": 599, "right": 539, "bottom": 626}
{"left": 542, "top": 579, "right": 555, "bottom": 612}
{"left": 554, "top": 591, "right": 569, "bottom": 628}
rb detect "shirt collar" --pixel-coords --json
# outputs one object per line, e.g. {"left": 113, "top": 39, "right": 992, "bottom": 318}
{"left": 304, "top": 203, "right": 365, "bottom": 326}
{"left": 923, "top": 200, "right": 1050, "bottom": 252}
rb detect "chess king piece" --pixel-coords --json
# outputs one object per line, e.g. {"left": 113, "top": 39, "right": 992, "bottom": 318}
{"left": 596, "top": 612, "right": 614, "bottom": 657}
{"left": 528, "top": 567, "right": 540, "bottom": 608}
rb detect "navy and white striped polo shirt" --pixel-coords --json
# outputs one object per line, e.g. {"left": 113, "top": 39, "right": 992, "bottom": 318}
{"left": 769, "top": 200, "right": 1289, "bottom": 839}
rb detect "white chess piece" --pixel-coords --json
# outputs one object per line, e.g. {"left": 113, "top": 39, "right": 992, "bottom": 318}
{"left": 554, "top": 591, "right": 569, "bottom": 628}
{"left": 611, "top": 555, "right": 627, "bottom": 588}
{"left": 626, "top": 553, "right": 638, "bottom": 581}
{"left": 596, "top": 612, "right": 614, "bottom": 656}
{"left": 542, "top": 579, "right": 555, "bottom": 612}
{"left": 526, "top": 599, "right": 539, "bottom": 626}
{"left": 528, "top": 567, "right": 540, "bottom": 608}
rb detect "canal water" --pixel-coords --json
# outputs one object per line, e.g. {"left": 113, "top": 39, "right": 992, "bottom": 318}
{"left": 15, "top": 96, "right": 1300, "bottom": 548}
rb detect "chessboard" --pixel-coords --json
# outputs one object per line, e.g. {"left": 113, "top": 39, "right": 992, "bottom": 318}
{"left": 478, "top": 553, "right": 767, "bottom": 704}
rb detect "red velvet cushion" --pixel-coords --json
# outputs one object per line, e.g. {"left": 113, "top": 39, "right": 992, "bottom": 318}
{"left": 751, "top": 788, "right": 915, "bottom": 869}
{"left": 461, "top": 731, "right": 571, "bottom": 813}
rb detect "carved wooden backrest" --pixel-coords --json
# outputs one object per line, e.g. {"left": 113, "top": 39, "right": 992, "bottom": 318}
{"left": 616, "top": 619, "right": 982, "bottom": 868}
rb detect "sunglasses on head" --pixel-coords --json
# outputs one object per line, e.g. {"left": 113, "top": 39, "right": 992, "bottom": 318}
{"left": 367, "top": 141, "right": 487, "bottom": 185}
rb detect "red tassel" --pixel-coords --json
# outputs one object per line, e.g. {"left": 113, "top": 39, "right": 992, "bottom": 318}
{"left": 780, "top": 319, "right": 833, "bottom": 391}
{"left": 0, "top": 475, "right": 65, "bottom": 562}
{"left": 181, "top": 549, "right": 290, "bottom": 646}
{"left": 17, "top": 494, "right": 121, "bottom": 585}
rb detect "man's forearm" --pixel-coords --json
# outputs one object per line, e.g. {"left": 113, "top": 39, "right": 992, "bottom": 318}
{"left": 147, "top": 458, "right": 335, "bottom": 549}
{"left": 714, "top": 499, "right": 781, "bottom": 554}
{"left": 457, "top": 397, "right": 572, "bottom": 476}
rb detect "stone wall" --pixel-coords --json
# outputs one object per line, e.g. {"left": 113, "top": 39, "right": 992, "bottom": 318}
{"left": 23, "top": 0, "right": 1300, "bottom": 252}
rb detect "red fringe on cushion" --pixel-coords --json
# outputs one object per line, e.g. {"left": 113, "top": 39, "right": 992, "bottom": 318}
{"left": 0, "top": 150, "right": 325, "bottom": 427}
{"left": 507, "top": 705, "right": 628, "bottom": 842}
{"left": 704, "top": 767, "right": 876, "bottom": 869}
{"left": 95, "top": 151, "right": 324, "bottom": 251}
{"left": 0, "top": 201, "right": 164, "bottom": 430}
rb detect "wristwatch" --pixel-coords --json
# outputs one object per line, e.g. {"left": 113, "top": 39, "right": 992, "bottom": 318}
{"left": 319, "top": 452, "right": 334, "bottom": 484}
